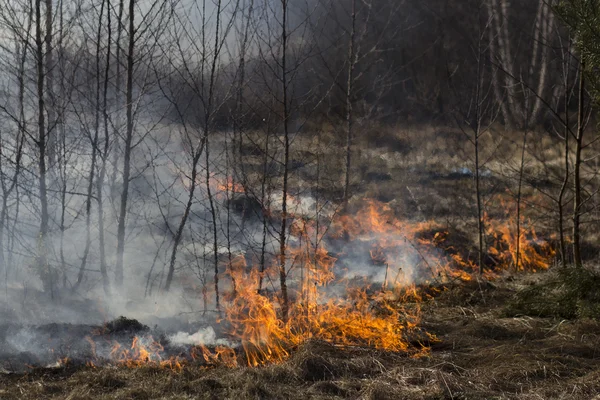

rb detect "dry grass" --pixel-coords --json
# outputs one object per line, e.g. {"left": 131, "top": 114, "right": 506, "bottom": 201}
{"left": 2, "top": 126, "right": 596, "bottom": 398}
{"left": 2, "top": 273, "right": 600, "bottom": 399}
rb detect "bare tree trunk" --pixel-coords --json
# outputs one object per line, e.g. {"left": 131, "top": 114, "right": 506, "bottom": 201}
{"left": 163, "top": 0, "right": 225, "bottom": 302}
{"left": 0, "top": 22, "right": 29, "bottom": 281}
{"left": 515, "top": 130, "right": 528, "bottom": 270}
{"left": 164, "top": 145, "right": 205, "bottom": 292}
{"left": 224, "top": 142, "right": 236, "bottom": 296}
{"left": 206, "top": 128, "right": 220, "bottom": 314}
{"left": 36, "top": 0, "right": 52, "bottom": 296}
{"left": 488, "top": 0, "right": 554, "bottom": 127}
{"left": 0, "top": 129, "right": 23, "bottom": 278}
{"left": 6, "top": 184, "right": 21, "bottom": 287}
{"left": 110, "top": 0, "right": 125, "bottom": 205}
{"left": 233, "top": 0, "right": 253, "bottom": 183}
{"left": 59, "top": 136, "right": 67, "bottom": 288}
{"left": 278, "top": 0, "right": 290, "bottom": 322}
{"left": 258, "top": 117, "right": 271, "bottom": 294}
{"left": 530, "top": 1, "right": 554, "bottom": 122}
{"left": 557, "top": 48, "right": 571, "bottom": 269}
{"left": 45, "top": 0, "right": 57, "bottom": 165}
{"left": 115, "top": 0, "right": 135, "bottom": 288}
{"left": 475, "top": 128, "right": 484, "bottom": 275}
{"left": 230, "top": 0, "right": 254, "bottom": 296}
{"left": 474, "top": 26, "right": 485, "bottom": 275}
{"left": 489, "top": 0, "right": 515, "bottom": 126}
{"left": 343, "top": 0, "right": 356, "bottom": 210}
{"left": 205, "top": 0, "right": 224, "bottom": 313}
{"left": 97, "top": 0, "right": 112, "bottom": 294}
{"left": 74, "top": 0, "right": 105, "bottom": 291}
{"left": 572, "top": 60, "right": 584, "bottom": 267}
{"left": 558, "top": 134, "right": 569, "bottom": 267}
{"left": 56, "top": 0, "right": 67, "bottom": 288}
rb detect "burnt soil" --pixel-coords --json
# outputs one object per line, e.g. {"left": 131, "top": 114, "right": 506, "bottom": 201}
{"left": 1, "top": 273, "right": 599, "bottom": 399}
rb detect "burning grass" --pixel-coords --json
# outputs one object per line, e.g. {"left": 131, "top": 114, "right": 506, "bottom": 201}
{"left": 0, "top": 198, "right": 564, "bottom": 400}
{"left": 3, "top": 274, "right": 600, "bottom": 399}
{"left": 0, "top": 200, "right": 558, "bottom": 375}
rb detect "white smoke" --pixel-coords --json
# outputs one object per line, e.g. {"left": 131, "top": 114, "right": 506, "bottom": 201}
{"left": 169, "top": 326, "right": 232, "bottom": 347}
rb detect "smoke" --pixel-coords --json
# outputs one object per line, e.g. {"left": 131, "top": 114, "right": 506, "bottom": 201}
{"left": 0, "top": 0, "right": 436, "bottom": 371}
{"left": 169, "top": 326, "right": 231, "bottom": 347}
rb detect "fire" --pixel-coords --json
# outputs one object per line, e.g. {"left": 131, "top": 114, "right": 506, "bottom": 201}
{"left": 177, "top": 169, "right": 245, "bottom": 195}
{"left": 217, "top": 176, "right": 245, "bottom": 194}
{"left": 212, "top": 202, "right": 430, "bottom": 367}
{"left": 487, "top": 220, "right": 554, "bottom": 272}
{"left": 191, "top": 345, "right": 238, "bottom": 368}
{"left": 223, "top": 268, "right": 294, "bottom": 366}
{"left": 300, "top": 288, "right": 421, "bottom": 352}
{"left": 109, "top": 336, "right": 185, "bottom": 371}
{"left": 67, "top": 199, "right": 554, "bottom": 371}
{"left": 332, "top": 200, "right": 479, "bottom": 285}
{"left": 221, "top": 267, "right": 423, "bottom": 367}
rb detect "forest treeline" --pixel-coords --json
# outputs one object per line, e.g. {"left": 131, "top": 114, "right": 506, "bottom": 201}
{"left": 40, "top": 0, "right": 570, "bottom": 128}
{"left": 0, "top": 0, "right": 598, "bottom": 313}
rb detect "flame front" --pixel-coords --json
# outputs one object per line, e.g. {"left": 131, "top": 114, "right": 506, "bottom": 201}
{"left": 74, "top": 199, "right": 553, "bottom": 370}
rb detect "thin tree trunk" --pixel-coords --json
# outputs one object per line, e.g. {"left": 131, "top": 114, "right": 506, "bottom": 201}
{"left": 164, "top": 145, "right": 205, "bottom": 292}
{"left": 6, "top": 184, "right": 21, "bottom": 289}
{"left": 231, "top": 0, "right": 254, "bottom": 295}
{"left": 557, "top": 49, "right": 571, "bottom": 269}
{"left": 278, "top": 0, "right": 290, "bottom": 322}
{"left": 59, "top": 140, "right": 67, "bottom": 288}
{"left": 515, "top": 130, "right": 528, "bottom": 270}
{"left": 0, "top": 24, "right": 29, "bottom": 281}
{"left": 343, "top": 0, "right": 356, "bottom": 210}
{"left": 475, "top": 131, "right": 484, "bottom": 275}
{"left": 74, "top": 0, "right": 105, "bottom": 291}
{"left": 115, "top": 0, "right": 135, "bottom": 288}
{"left": 110, "top": 0, "right": 125, "bottom": 205}
{"left": 97, "top": 0, "right": 112, "bottom": 294}
{"left": 474, "top": 25, "right": 485, "bottom": 275}
{"left": 530, "top": 1, "right": 554, "bottom": 123}
{"left": 164, "top": 0, "right": 223, "bottom": 302}
{"left": 489, "top": 0, "right": 515, "bottom": 126}
{"left": 36, "top": 0, "right": 52, "bottom": 296}
{"left": 45, "top": 0, "right": 56, "bottom": 165}
{"left": 224, "top": 143, "right": 236, "bottom": 296}
{"left": 572, "top": 60, "right": 584, "bottom": 267}
{"left": 57, "top": 0, "right": 67, "bottom": 288}
{"left": 204, "top": 0, "right": 223, "bottom": 314}
{"left": 258, "top": 118, "right": 271, "bottom": 294}
{"left": 206, "top": 130, "right": 220, "bottom": 314}
{"left": 234, "top": 0, "right": 253, "bottom": 185}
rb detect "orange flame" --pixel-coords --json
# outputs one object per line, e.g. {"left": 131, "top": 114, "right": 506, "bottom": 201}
{"left": 217, "top": 176, "right": 245, "bottom": 194}
{"left": 71, "top": 199, "right": 554, "bottom": 371}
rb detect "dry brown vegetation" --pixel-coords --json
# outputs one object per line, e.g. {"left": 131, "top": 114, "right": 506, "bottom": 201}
{"left": 2, "top": 124, "right": 598, "bottom": 399}
{"left": 2, "top": 273, "right": 600, "bottom": 400}
{"left": 1, "top": 0, "right": 599, "bottom": 396}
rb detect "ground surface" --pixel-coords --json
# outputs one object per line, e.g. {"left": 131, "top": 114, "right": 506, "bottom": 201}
{"left": 1, "top": 273, "right": 599, "bottom": 400}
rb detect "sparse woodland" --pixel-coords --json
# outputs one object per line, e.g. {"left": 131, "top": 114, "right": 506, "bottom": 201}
{"left": 0, "top": 0, "right": 600, "bottom": 399}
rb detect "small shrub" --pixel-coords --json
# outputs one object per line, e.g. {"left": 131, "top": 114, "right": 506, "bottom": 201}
{"left": 505, "top": 267, "right": 600, "bottom": 319}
